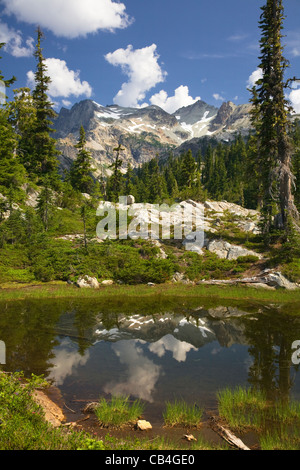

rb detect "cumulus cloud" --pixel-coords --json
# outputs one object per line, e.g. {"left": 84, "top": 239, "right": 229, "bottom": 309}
{"left": 247, "top": 68, "right": 263, "bottom": 88}
{"left": 105, "top": 44, "right": 167, "bottom": 108}
{"left": 27, "top": 58, "right": 92, "bottom": 99}
{"left": 213, "top": 93, "right": 225, "bottom": 101}
{"left": 288, "top": 87, "right": 300, "bottom": 114}
{"left": 0, "top": 21, "right": 34, "bottom": 57}
{"left": 149, "top": 86, "right": 200, "bottom": 114}
{"left": 2, "top": 0, "right": 131, "bottom": 38}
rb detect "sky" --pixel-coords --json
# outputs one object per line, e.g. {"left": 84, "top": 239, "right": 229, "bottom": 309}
{"left": 0, "top": 0, "right": 300, "bottom": 114}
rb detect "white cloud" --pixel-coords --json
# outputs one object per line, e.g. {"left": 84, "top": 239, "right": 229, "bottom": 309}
{"left": 2, "top": 0, "right": 131, "bottom": 38}
{"left": 105, "top": 44, "right": 167, "bottom": 108}
{"left": 0, "top": 21, "right": 34, "bottom": 57}
{"left": 288, "top": 87, "right": 300, "bottom": 114}
{"left": 27, "top": 58, "right": 92, "bottom": 99}
{"left": 149, "top": 86, "right": 200, "bottom": 114}
{"left": 213, "top": 93, "right": 225, "bottom": 101}
{"left": 247, "top": 68, "right": 263, "bottom": 88}
{"left": 62, "top": 99, "right": 72, "bottom": 108}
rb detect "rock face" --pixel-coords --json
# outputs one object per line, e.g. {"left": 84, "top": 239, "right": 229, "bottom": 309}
{"left": 53, "top": 99, "right": 253, "bottom": 175}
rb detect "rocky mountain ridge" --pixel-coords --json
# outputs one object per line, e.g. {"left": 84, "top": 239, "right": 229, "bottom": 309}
{"left": 53, "top": 99, "right": 253, "bottom": 176}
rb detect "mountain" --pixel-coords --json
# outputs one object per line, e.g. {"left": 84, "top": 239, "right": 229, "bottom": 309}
{"left": 53, "top": 99, "right": 253, "bottom": 176}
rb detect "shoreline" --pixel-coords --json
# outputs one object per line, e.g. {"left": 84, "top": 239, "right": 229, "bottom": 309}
{"left": 1, "top": 281, "right": 300, "bottom": 305}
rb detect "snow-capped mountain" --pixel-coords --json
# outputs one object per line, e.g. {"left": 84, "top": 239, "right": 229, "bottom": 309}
{"left": 53, "top": 99, "right": 253, "bottom": 176}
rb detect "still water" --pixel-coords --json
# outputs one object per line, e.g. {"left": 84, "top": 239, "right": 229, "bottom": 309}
{"left": 1, "top": 297, "right": 300, "bottom": 421}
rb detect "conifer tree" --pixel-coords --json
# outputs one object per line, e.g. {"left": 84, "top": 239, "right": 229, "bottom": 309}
{"left": 31, "top": 28, "right": 60, "bottom": 185}
{"left": 249, "top": 0, "right": 299, "bottom": 235}
{"left": 107, "top": 144, "right": 124, "bottom": 202}
{"left": 70, "top": 125, "right": 95, "bottom": 194}
{"left": 125, "top": 162, "right": 134, "bottom": 195}
{"left": 9, "top": 87, "right": 36, "bottom": 171}
{"left": 0, "top": 44, "right": 26, "bottom": 202}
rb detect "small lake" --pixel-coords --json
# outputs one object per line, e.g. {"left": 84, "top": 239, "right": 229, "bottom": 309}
{"left": 1, "top": 297, "right": 300, "bottom": 423}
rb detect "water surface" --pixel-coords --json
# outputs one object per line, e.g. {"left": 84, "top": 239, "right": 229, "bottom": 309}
{"left": 1, "top": 298, "right": 300, "bottom": 422}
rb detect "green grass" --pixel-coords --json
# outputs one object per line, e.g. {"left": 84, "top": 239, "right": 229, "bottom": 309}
{"left": 1, "top": 282, "right": 300, "bottom": 306}
{"left": 0, "top": 371, "right": 99, "bottom": 450}
{"left": 102, "top": 433, "right": 228, "bottom": 450}
{"left": 217, "top": 386, "right": 300, "bottom": 436}
{"left": 163, "top": 400, "right": 203, "bottom": 428}
{"left": 94, "top": 396, "right": 145, "bottom": 428}
{"left": 260, "top": 428, "right": 300, "bottom": 451}
{"left": 217, "top": 387, "right": 267, "bottom": 430}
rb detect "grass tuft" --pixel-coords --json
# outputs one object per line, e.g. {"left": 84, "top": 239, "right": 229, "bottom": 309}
{"left": 94, "top": 395, "right": 145, "bottom": 428}
{"left": 163, "top": 400, "right": 203, "bottom": 428}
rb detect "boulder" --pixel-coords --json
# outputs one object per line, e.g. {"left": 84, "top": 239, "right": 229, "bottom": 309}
{"left": 172, "top": 272, "right": 185, "bottom": 283}
{"left": 101, "top": 280, "right": 114, "bottom": 286}
{"left": 127, "top": 195, "right": 135, "bottom": 205}
{"left": 264, "top": 272, "right": 298, "bottom": 290}
{"left": 76, "top": 276, "right": 99, "bottom": 289}
{"left": 207, "top": 239, "right": 262, "bottom": 260}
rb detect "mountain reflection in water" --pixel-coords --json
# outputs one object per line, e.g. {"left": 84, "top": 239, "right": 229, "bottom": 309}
{"left": 1, "top": 300, "right": 300, "bottom": 415}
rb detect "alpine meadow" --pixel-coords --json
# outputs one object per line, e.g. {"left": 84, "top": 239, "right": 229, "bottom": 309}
{"left": 1, "top": 0, "right": 300, "bottom": 453}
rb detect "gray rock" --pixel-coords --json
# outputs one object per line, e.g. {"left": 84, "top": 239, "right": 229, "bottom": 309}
{"left": 76, "top": 276, "right": 99, "bottom": 289}
{"left": 127, "top": 195, "right": 135, "bottom": 205}
{"left": 264, "top": 272, "right": 298, "bottom": 290}
{"left": 101, "top": 280, "right": 114, "bottom": 286}
{"left": 207, "top": 239, "right": 262, "bottom": 260}
{"left": 172, "top": 272, "right": 185, "bottom": 283}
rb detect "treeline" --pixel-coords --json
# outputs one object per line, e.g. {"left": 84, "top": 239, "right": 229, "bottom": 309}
{"left": 105, "top": 126, "right": 300, "bottom": 211}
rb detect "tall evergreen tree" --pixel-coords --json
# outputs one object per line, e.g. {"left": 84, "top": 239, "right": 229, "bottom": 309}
{"left": 31, "top": 28, "right": 60, "bottom": 185}
{"left": 249, "top": 0, "right": 299, "bottom": 235}
{"left": 0, "top": 44, "right": 26, "bottom": 202}
{"left": 9, "top": 87, "right": 36, "bottom": 171}
{"left": 69, "top": 125, "right": 95, "bottom": 194}
{"left": 107, "top": 144, "right": 124, "bottom": 202}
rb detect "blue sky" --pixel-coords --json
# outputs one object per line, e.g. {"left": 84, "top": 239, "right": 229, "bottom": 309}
{"left": 1, "top": 0, "right": 300, "bottom": 113}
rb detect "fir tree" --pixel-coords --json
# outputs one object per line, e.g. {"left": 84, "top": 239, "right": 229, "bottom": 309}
{"left": 70, "top": 125, "right": 95, "bottom": 194}
{"left": 36, "top": 177, "right": 54, "bottom": 231}
{"left": 0, "top": 47, "right": 26, "bottom": 202}
{"left": 107, "top": 144, "right": 124, "bottom": 202}
{"left": 9, "top": 87, "right": 36, "bottom": 172}
{"left": 249, "top": 0, "right": 299, "bottom": 235}
{"left": 31, "top": 28, "right": 60, "bottom": 185}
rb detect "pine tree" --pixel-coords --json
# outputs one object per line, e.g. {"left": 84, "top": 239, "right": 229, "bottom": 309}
{"left": 125, "top": 162, "right": 134, "bottom": 195}
{"left": 0, "top": 45, "right": 26, "bottom": 202}
{"left": 36, "top": 176, "right": 54, "bottom": 231}
{"left": 69, "top": 125, "right": 95, "bottom": 194}
{"left": 9, "top": 87, "right": 36, "bottom": 172}
{"left": 107, "top": 144, "right": 124, "bottom": 202}
{"left": 250, "top": 0, "right": 299, "bottom": 235}
{"left": 31, "top": 28, "right": 60, "bottom": 185}
{"left": 181, "top": 150, "right": 196, "bottom": 189}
